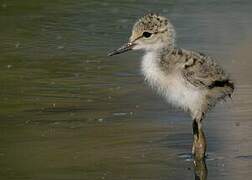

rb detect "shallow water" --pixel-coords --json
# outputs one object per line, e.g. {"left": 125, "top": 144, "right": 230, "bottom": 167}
{"left": 0, "top": 0, "right": 251, "bottom": 179}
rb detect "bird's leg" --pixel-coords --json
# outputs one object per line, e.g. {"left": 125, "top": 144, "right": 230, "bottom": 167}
{"left": 192, "top": 119, "right": 198, "bottom": 155}
{"left": 192, "top": 117, "right": 207, "bottom": 160}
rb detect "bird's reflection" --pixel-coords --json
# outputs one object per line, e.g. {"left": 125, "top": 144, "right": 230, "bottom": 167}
{"left": 193, "top": 159, "right": 208, "bottom": 180}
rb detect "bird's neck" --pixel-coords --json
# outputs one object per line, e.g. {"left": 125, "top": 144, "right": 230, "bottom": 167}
{"left": 142, "top": 47, "right": 172, "bottom": 75}
{"left": 146, "top": 45, "right": 174, "bottom": 61}
{"left": 141, "top": 45, "right": 175, "bottom": 82}
{"left": 141, "top": 49, "right": 172, "bottom": 92}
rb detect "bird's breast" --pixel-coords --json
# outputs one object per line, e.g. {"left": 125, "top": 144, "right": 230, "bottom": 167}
{"left": 141, "top": 52, "right": 205, "bottom": 112}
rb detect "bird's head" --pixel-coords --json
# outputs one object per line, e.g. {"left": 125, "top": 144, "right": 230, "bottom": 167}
{"left": 108, "top": 13, "right": 175, "bottom": 56}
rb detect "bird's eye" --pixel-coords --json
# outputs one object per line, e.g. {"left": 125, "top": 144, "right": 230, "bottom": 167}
{"left": 143, "top": 32, "right": 152, "bottom": 38}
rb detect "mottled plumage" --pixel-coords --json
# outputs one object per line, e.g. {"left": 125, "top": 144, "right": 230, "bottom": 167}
{"left": 108, "top": 13, "right": 234, "bottom": 160}
{"left": 158, "top": 48, "right": 234, "bottom": 115}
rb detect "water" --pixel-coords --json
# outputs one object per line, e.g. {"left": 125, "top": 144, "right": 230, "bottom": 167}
{"left": 0, "top": 0, "right": 251, "bottom": 179}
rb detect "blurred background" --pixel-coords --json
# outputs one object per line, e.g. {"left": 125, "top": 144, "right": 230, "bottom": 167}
{"left": 0, "top": 0, "right": 251, "bottom": 179}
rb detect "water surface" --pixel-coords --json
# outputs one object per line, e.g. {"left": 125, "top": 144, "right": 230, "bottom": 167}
{"left": 0, "top": 0, "right": 251, "bottom": 179}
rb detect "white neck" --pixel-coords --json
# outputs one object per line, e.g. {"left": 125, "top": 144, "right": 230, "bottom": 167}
{"left": 141, "top": 51, "right": 165, "bottom": 88}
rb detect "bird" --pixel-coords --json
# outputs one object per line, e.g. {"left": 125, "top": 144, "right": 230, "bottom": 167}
{"left": 108, "top": 13, "right": 234, "bottom": 160}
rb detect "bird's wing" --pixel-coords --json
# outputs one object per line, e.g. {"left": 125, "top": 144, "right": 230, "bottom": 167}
{"left": 175, "top": 49, "right": 231, "bottom": 89}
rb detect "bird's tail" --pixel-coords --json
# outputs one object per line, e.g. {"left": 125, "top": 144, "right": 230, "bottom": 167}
{"left": 207, "top": 79, "right": 235, "bottom": 109}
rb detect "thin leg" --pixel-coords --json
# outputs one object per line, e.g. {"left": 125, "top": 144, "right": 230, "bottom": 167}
{"left": 193, "top": 120, "right": 199, "bottom": 137}
{"left": 192, "top": 120, "right": 198, "bottom": 155}
{"left": 192, "top": 118, "right": 207, "bottom": 160}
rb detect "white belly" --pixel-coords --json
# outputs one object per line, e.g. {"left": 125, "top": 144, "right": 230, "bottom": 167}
{"left": 141, "top": 52, "right": 205, "bottom": 112}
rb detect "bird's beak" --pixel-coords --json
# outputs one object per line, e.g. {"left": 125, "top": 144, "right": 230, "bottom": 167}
{"left": 108, "top": 42, "right": 135, "bottom": 56}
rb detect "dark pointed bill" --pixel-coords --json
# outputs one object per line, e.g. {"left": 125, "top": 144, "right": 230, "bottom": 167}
{"left": 107, "top": 42, "right": 135, "bottom": 56}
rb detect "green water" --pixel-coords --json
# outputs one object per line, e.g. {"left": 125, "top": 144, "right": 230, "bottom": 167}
{"left": 0, "top": 0, "right": 251, "bottom": 179}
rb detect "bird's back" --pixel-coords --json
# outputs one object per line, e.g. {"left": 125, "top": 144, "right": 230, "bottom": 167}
{"left": 160, "top": 48, "right": 234, "bottom": 111}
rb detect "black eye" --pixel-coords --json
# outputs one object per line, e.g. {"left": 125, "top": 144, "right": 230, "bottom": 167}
{"left": 143, "top": 32, "right": 152, "bottom": 38}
